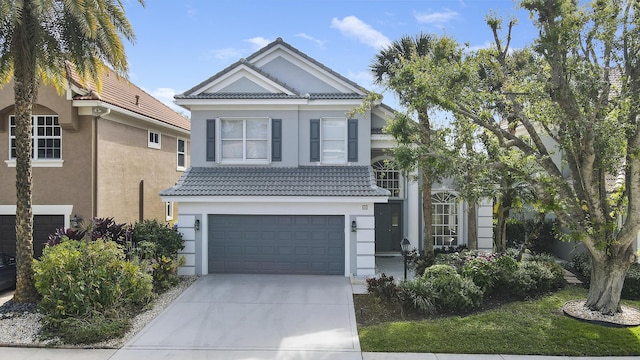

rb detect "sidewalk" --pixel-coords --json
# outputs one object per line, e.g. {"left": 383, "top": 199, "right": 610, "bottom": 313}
{"left": 0, "top": 347, "right": 636, "bottom": 360}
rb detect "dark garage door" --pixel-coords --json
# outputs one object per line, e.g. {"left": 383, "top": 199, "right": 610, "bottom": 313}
{"left": 0, "top": 215, "right": 64, "bottom": 258}
{"left": 209, "top": 215, "right": 345, "bottom": 275}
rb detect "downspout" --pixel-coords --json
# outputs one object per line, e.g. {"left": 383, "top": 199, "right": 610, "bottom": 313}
{"left": 92, "top": 108, "right": 110, "bottom": 217}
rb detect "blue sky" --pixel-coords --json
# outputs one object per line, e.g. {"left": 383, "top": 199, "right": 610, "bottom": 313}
{"left": 122, "top": 0, "right": 539, "bottom": 114}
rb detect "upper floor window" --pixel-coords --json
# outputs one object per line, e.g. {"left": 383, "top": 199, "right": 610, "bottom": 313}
{"left": 310, "top": 118, "right": 358, "bottom": 164}
{"left": 177, "top": 138, "right": 186, "bottom": 171}
{"left": 373, "top": 160, "right": 401, "bottom": 197}
{"left": 9, "top": 115, "right": 61, "bottom": 160}
{"left": 148, "top": 130, "right": 161, "bottom": 149}
{"left": 321, "top": 118, "right": 346, "bottom": 164}
{"left": 206, "top": 118, "right": 281, "bottom": 164}
{"left": 220, "top": 118, "right": 269, "bottom": 163}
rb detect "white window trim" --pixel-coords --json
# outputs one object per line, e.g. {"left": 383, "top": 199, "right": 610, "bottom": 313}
{"left": 320, "top": 117, "right": 347, "bottom": 165}
{"left": 217, "top": 117, "right": 271, "bottom": 165}
{"left": 165, "top": 201, "right": 174, "bottom": 221}
{"left": 148, "top": 130, "right": 161, "bottom": 149}
{"left": 8, "top": 115, "right": 63, "bottom": 164}
{"left": 5, "top": 159, "right": 64, "bottom": 168}
{"left": 431, "top": 191, "right": 464, "bottom": 247}
{"left": 177, "top": 138, "right": 186, "bottom": 171}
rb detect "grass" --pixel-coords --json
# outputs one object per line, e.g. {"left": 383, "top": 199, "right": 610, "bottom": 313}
{"left": 358, "top": 286, "right": 640, "bottom": 356}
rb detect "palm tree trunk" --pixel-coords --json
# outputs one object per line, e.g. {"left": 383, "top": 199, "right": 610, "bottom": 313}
{"left": 12, "top": 0, "right": 39, "bottom": 303}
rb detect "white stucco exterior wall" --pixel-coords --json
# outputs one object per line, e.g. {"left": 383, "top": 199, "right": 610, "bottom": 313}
{"left": 172, "top": 197, "right": 387, "bottom": 277}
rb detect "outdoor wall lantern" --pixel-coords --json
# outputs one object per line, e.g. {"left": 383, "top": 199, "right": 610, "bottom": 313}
{"left": 351, "top": 220, "right": 357, "bottom": 232}
{"left": 70, "top": 214, "right": 82, "bottom": 229}
{"left": 194, "top": 219, "right": 200, "bottom": 231}
{"left": 400, "top": 237, "right": 411, "bottom": 280}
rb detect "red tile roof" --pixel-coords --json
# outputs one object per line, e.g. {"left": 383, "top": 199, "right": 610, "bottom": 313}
{"left": 70, "top": 67, "right": 190, "bottom": 132}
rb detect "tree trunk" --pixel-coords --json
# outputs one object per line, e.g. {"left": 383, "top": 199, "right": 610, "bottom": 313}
{"left": 422, "top": 172, "right": 434, "bottom": 258}
{"left": 12, "top": 0, "right": 39, "bottom": 303}
{"left": 467, "top": 201, "right": 478, "bottom": 250}
{"left": 494, "top": 201, "right": 508, "bottom": 253}
{"left": 585, "top": 249, "right": 635, "bottom": 315}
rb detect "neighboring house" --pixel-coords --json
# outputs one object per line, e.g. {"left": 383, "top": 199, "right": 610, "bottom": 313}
{"left": 0, "top": 68, "right": 190, "bottom": 258}
{"left": 161, "top": 38, "right": 492, "bottom": 277}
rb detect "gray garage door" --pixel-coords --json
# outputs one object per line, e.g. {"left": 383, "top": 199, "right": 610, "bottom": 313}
{"left": 209, "top": 215, "right": 345, "bottom": 275}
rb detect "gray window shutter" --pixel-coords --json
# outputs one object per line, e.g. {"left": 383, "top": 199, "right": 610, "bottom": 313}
{"left": 206, "top": 119, "right": 216, "bottom": 162}
{"left": 272, "top": 119, "right": 282, "bottom": 162}
{"left": 348, "top": 119, "right": 358, "bottom": 162}
{"left": 310, "top": 119, "right": 320, "bottom": 162}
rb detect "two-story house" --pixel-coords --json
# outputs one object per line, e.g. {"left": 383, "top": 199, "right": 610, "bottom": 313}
{"left": 0, "top": 68, "right": 190, "bottom": 258}
{"left": 161, "top": 38, "right": 492, "bottom": 277}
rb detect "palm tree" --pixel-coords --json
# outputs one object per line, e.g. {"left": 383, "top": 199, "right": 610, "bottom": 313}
{"left": 371, "top": 34, "right": 439, "bottom": 258}
{"left": 0, "top": 0, "right": 144, "bottom": 302}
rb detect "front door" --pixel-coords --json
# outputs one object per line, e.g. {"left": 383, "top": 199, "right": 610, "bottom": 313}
{"left": 375, "top": 202, "right": 403, "bottom": 253}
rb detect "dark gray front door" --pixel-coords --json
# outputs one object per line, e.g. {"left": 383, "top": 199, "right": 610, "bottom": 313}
{"left": 208, "top": 215, "right": 345, "bottom": 275}
{"left": 375, "top": 202, "right": 403, "bottom": 253}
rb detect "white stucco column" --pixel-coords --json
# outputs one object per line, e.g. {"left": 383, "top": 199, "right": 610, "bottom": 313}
{"left": 355, "top": 216, "right": 376, "bottom": 276}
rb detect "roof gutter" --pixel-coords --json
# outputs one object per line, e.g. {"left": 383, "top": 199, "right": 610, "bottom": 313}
{"left": 73, "top": 100, "right": 190, "bottom": 136}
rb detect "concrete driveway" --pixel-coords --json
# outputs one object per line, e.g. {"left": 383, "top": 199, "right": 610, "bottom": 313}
{"left": 111, "top": 274, "right": 361, "bottom": 360}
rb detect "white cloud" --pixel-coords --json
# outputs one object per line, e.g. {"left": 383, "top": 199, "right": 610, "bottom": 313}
{"left": 296, "top": 33, "right": 327, "bottom": 48}
{"left": 149, "top": 87, "right": 186, "bottom": 115}
{"left": 331, "top": 16, "right": 391, "bottom": 49}
{"left": 208, "top": 47, "right": 244, "bottom": 61}
{"left": 466, "top": 41, "right": 493, "bottom": 52}
{"left": 414, "top": 9, "right": 460, "bottom": 25}
{"left": 245, "top": 37, "right": 271, "bottom": 50}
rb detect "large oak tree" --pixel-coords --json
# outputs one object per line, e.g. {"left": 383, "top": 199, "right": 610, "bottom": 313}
{"left": 377, "top": 0, "right": 639, "bottom": 315}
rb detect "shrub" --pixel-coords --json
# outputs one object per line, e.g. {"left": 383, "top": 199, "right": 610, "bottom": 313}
{"left": 47, "top": 217, "right": 132, "bottom": 249}
{"left": 569, "top": 252, "right": 591, "bottom": 283}
{"left": 33, "top": 238, "right": 154, "bottom": 344}
{"left": 398, "top": 278, "right": 437, "bottom": 314}
{"left": 506, "top": 260, "right": 565, "bottom": 299}
{"left": 132, "top": 219, "right": 184, "bottom": 260}
{"left": 432, "top": 252, "right": 468, "bottom": 272}
{"left": 34, "top": 239, "right": 153, "bottom": 318}
{"left": 130, "top": 219, "right": 185, "bottom": 292}
{"left": 423, "top": 265, "right": 483, "bottom": 312}
{"left": 366, "top": 274, "right": 399, "bottom": 303}
{"left": 407, "top": 249, "right": 435, "bottom": 277}
{"left": 461, "top": 256, "right": 498, "bottom": 294}
{"left": 623, "top": 264, "right": 640, "bottom": 300}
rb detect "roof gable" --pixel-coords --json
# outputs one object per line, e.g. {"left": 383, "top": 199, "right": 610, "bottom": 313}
{"left": 179, "top": 38, "right": 366, "bottom": 101}
{"left": 185, "top": 61, "right": 297, "bottom": 96}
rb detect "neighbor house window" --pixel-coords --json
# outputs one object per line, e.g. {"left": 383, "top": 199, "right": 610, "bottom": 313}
{"left": 321, "top": 117, "right": 346, "bottom": 164}
{"left": 9, "top": 115, "right": 61, "bottom": 160}
{"left": 220, "top": 118, "right": 269, "bottom": 162}
{"left": 148, "top": 130, "right": 161, "bottom": 149}
{"left": 165, "top": 202, "right": 173, "bottom": 221}
{"left": 177, "top": 138, "right": 186, "bottom": 170}
{"left": 373, "top": 160, "right": 401, "bottom": 197}
{"left": 432, "top": 192, "right": 459, "bottom": 247}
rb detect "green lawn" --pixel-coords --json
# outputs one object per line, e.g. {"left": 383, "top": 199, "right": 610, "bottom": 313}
{"left": 358, "top": 286, "right": 640, "bottom": 356}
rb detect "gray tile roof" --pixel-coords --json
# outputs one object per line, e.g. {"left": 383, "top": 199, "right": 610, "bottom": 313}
{"left": 174, "top": 92, "right": 365, "bottom": 100}
{"left": 160, "top": 166, "right": 391, "bottom": 197}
